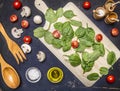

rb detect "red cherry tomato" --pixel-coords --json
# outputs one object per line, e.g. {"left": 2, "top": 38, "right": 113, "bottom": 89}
{"left": 111, "top": 28, "right": 119, "bottom": 37}
{"left": 52, "top": 30, "right": 61, "bottom": 39}
{"left": 83, "top": 1, "right": 91, "bottom": 9}
{"left": 106, "top": 75, "right": 115, "bottom": 84}
{"left": 71, "top": 40, "right": 79, "bottom": 48}
{"left": 10, "top": 14, "right": 18, "bottom": 23}
{"left": 13, "top": 0, "right": 22, "bottom": 10}
{"left": 95, "top": 34, "right": 103, "bottom": 42}
{"left": 23, "top": 36, "right": 32, "bottom": 44}
{"left": 21, "top": 20, "right": 29, "bottom": 28}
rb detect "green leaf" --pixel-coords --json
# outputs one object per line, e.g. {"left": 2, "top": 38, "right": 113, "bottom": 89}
{"left": 107, "top": 51, "right": 116, "bottom": 65}
{"left": 62, "top": 40, "right": 71, "bottom": 52}
{"left": 56, "top": 8, "right": 63, "bottom": 18}
{"left": 99, "top": 67, "right": 109, "bottom": 75}
{"left": 54, "top": 22, "right": 63, "bottom": 32}
{"left": 63, "top": 10, "right": 76, "bottom": 19}
{"left": 62, "top": 22, "right": 74, "bottom": 39}
{"left": 75, "top": 43, "right": 86, "bottom": 53}
{"left": 70, "top": 20, "right": 82, "bottom": 27}
{"left": 45, "top": 8, "right": 58, "bottom": 23}
{"left": 44, "top": 31, "right": 54, "bottom": 44}
{"left": 79, "top": 38, "right": 93, "bottom": 47}
{"left": 81, "top": 61, "right": 94, "bottom": 73}
{"left": 75, "top": 26, "right": 86, "bottom": 38}
{"left": 87, "top": 73, "right": 99, "bottom": 81}
{"left": 82, "top": 50, "right": 101, "bottom": 62}
{"left": 52, "top": 39, "right": 62, "bottom": 49}
{"left": 33, "top": 27, "right": 46, "bottom": 38}
{"left": 67, "top": 53, "right": 81, "bottom": 67}
{"left": 93, "top": 43, "right": 105, "bottom": 56}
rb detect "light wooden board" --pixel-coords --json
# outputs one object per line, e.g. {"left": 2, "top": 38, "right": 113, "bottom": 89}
{"left": 34, "top": 1, "right": 120, "bottom": 87}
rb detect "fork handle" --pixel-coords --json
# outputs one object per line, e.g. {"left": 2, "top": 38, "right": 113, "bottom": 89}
{"left": 0, "top": 23, "right": 11, "bottom": 43}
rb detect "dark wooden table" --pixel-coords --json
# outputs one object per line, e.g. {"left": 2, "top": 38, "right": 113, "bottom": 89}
{"left": 0, "top": 0, "right": 120, "bottom": 91}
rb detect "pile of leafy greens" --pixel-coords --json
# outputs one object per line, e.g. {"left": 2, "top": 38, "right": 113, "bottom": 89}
{"left": 33, "top": 8, "right": 116, "bottom": 81}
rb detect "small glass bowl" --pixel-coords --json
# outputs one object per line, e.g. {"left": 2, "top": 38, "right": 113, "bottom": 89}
{"left": 25, "top": 67, "right": 41, "bottom": 83}
{"left": 47, "top": 67, "right": 64, "bottom": 83}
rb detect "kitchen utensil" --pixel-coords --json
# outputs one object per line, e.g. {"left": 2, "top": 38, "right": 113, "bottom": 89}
{"left": 0, "top": 54, "right": 20, "bottom": 89}
{"left": 104, "top": 12, "right": 119, "bottom": 24}
{"left": 34, "top": 0, "right": 120, "bottom": 87}
{"left": 104, "top": 0, "right": 116, "bottom": 12}
{"left": 0, "top": 23, "right": 26, "bottom": 64}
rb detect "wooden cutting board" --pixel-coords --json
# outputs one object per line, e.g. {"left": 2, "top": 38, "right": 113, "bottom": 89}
{"left": 34, "top": 1, "right": 120, "bottom": 87}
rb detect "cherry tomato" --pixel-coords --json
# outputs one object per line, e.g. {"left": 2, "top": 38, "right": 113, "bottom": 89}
{"left": 71, "top": 40, "right": 79, "bottom": 48}
{"left": 52, "top": 30, "right": 61, "bottom": 39}
{"left": 106, "top": 75, "right": 115, "bottom": 84}
{"left": 95, "top": 34, "right": 103, "bottom": 42}
{"left": 111, "top": 28, "right": 119, "bottom": 37}
{"left": 83, "top": 1, "right": 91, "bottom": 9}
{"left": 10, "top": 14, "right": 18, "bottom": 23}
{"left": 13, "top": 0, "right": 22, "bottom": 10}
{"left": 23, "top": 36, "right": 32, "bottom": 44}
{"left": 21, "top": 20, "right": 29, "bottom": 28}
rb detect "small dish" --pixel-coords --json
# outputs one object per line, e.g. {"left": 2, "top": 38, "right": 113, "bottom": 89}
{"left": 47, "top": 67, "right": 63, "bottom": 83}
{"left": 25, "top": 67, "right": 41, "bottom": 83}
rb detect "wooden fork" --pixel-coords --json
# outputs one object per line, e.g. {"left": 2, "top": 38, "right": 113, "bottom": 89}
{"left": 0, "top": 23, "right": 26, "bottom": 64}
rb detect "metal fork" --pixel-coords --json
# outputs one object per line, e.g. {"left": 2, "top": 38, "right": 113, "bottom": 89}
{"left": 0, "top": 23, "right": 26, "bottom": 64}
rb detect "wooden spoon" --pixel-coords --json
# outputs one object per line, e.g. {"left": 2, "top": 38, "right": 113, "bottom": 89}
{"left": 0, "top": 54, "right": 20, "bottom": 89}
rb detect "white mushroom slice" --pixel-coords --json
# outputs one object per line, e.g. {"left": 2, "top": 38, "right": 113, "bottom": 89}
{"left": 33, "top": 15, "right": 42, "bottom": 24}
{"left": 11, "top": 27, "right": 23, "bottom": 38}
{"left": 21, "top": 6, "right": 31, "bottom": 17}
{"left": 37, "top": 51, "right": 46, "bottom": 62}
{"left": 21, "top": 44, "right": 31, "bottom": 54}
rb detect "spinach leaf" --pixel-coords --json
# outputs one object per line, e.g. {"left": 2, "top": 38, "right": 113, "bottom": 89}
{"left": 63, "top": 10, "right": 76, "bottom": 19}
{"left": 66, "top": 53, "right": 81, "bottom": 67}
{"left": 44, "top": 31, "right": 54, "bottom": 44}
{"left": 99, "top": 67, "right": 108, "bottom": 75}
{"left": 45, "top": 8, "right": 58, "bottom": 23}
{"left": 75, "top": 43, "right": 86, "bottom": 53}
{"left": 82, "top": 50, "right": 101, "bottom": 62}
{"left": 75, "top": 26, "right": 86, "bottom": 38}
{"left": 52, "top": 39, "right": 62, "bottom": 49}
{"left": 62, "top": 22, "right": 74, "bottom": 39}
{"left": 61, "top": 39, "right": 71, "bottom": 52}
{"left": 107, "top": 51, "right": 116, "bottom": 65}
{"left": 81, "top": 60, "right": 94, "bottom": 73}
{"left": 87, "top": 73, "right": 99, "bottom": 81}
{"left": 56, "top": 8, "right": 63, "bottom": 18}
{"left": 79, "top": 38, "right": 93, "bottom": 47}
{"left": 54, "top": 22, "right": 63, "bottom": 32}
{"left": 93, "top": 43, "right": 105, "bottom": 56}
{"left": 33, "top": 27, "right": 46, "bottom": 38}
{"left": 70, "top": 20, "right": 82, "bottom": 27}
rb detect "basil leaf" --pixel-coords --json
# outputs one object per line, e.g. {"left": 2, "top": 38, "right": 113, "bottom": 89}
{"left": 56, "top": 8, "right": 63, "bottom": 18}
{"left": 67, "top": 53, "right": 81, "bottom": 67}
{"left": 87, "top": 73, "right": 99, "bottom": 81}
{"left": 63, "top": 10, "right": 76, "bottom": 19}
{"left": 45, "top": 8, "right": 58, "bottom": 23}
{"left": 70, "top": 20, "right": 82, "bottom": 27}
{"left": 44, "top": 31, "right": 54, "bottom": 44}
{"left": 33, "top": 27, "right": 46, "bottom": 38}
{"left": 99, "top": 67, "right": 108, "bottom": 75}
{"left": 54, "top": 22, "right": 63, "bottom": 32}
{"left": 107, "top": 51, "right": 116, "bottom": 65}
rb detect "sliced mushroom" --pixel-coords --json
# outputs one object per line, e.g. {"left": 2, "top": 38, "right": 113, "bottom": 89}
{"left": 21, "top": 6, "right": 31, "bottom": 17}
{"left": 11, "top": 27, "right": 23, "bottom": 38}
{"left": 37, "top": 51, "right": 46, "bottom": 62}
{"left": 21, "top": 44, "right": 31, "bottom": 54}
